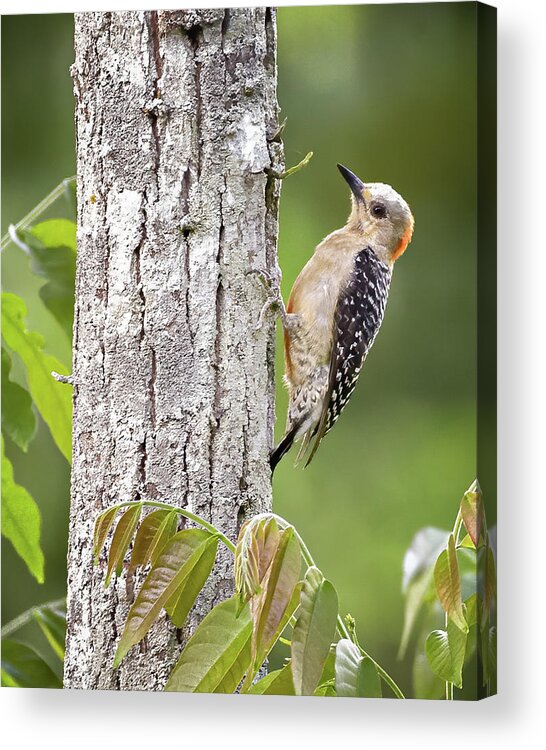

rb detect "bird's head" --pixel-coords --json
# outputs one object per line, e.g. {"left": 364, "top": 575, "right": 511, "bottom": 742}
{"left": 337, "top": 163, "right": 414, "bottom": 266}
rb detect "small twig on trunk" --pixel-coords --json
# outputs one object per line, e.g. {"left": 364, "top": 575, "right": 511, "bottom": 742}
{"left": 51, "top": 371, "right": 73, "bottom": 385}
{"left": 265, "top": 151, "right": 313, "bottom": 180}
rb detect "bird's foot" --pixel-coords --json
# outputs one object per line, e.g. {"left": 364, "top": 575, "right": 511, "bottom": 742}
{"left": 247, "top": 267, "right": 294, "bottom": 332}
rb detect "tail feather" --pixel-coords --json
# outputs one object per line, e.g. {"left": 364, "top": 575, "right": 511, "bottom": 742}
{"left": 294, "top": 430, "right": 313, "bottom": 466}
{"left": 270, "top": 424, "right": 299, "bottom": 473}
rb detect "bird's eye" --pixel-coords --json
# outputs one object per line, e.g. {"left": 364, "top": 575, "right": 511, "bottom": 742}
{"left": 371, "top": 203, "right": 387, "bottom": 219}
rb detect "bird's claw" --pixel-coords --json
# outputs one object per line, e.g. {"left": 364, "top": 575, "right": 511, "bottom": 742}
{"left": 248, "top": 267, "right": 284, "bottom": 331}
{"left": 246, "top": 267, "right": 278, "bottom": 291}
{"left": 254, "top": 297, "right": 279, "bottom": 331}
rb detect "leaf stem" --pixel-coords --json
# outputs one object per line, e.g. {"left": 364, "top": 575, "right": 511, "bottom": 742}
{"left": 1, "top": 597, "right": 66, "bottom": 639}
{"left": 0, "top": 176, "right": 76, "bottom": 252}
{"left": 452, "top": 508, "right": 464, "bottom": 546}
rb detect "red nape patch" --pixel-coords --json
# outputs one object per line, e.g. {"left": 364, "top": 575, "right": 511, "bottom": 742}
{"left": 392, "top": 225, "right": 413, "bottom": 261}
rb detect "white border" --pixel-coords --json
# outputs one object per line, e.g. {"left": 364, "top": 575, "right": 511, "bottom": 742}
{"left": 2, "top": 0, "right": 546, "bottom": 747}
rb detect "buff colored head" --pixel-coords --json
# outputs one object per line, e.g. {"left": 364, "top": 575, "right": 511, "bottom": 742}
{"left": 337, "top": 163, "right": 414, "bottom": 266}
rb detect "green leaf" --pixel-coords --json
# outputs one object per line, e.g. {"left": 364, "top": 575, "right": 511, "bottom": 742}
{"left": 127, "top": 509, "right": 172, "bottom": 573}
{"left": 457, "top": 544, "right": 478, "bottom": 602}
{"left": 1, "top": 437, "right": 44, "bottom": 583}
{"left": 460, "top": 533, "right": 476, "bottom": 550}
{"left": 124, "top": 508, "right": 179, "bottom": 597}
{"left": 165, "top": 535, "right": 218, "bottom": 628}
{"left": 263, "top": 581, "right": 303, "bottom": 664}
{"left": 33, "top": 601, "right": 66, "bottom": 661}
{"left": 291, "top": 566, "right": 338, "bottom": 696}
{"left": 479, "top": 606, "right": 497, "bottom": 687}
{"left": 482, "top": 539, "right": 496, "bottom": 623}
{"left": 434, "top": 534, "right": 468, "bottom": 633}
{"left": 1, "top": 669, "right": 19, "bottom": 687}
{"left": 479, "top": 615, "right": 490, "bottom": 684}
{"left": 242, "top": 580, "right": 303, "bottom": 692}
{"left": 1, "top": 347, "right": 36, "bottom": 451}
{"left": 358, "top": 656, "right": 382, "bottom": 698}
{"left": 114, "top": 528, "right": 215, "bottom": 668}
{"left": 248, "top": 662, "right": 295, "bottom": 695}
{"left": 425, "top": 619, "right": 467, "bottom": 689}
{"left": 15, "top": 220, "right": 76, "bottom": 339}
{"left": 411, "top": 605, "right": 446, "bottom": 699}
{"left": 335, "top": 639, "right": 382, "bottom": 698}
{"left": 250, "top": 527, "right": 301, "bottom": 675}
{"left": 26, "top": 218, "right": 77, "bottom": 252}
{"left": 314, "top": 681, "right": 336, "bottom": 697}
{"left": 317, "top": 648, "right": 336, "bottom": 685}
{"left": 460, "top": 489, "right": 483, "bottom": 548}
{"left": 425, "top": 631, "right": 451, "bottom": 685}
{"left": 149, "top": 509, "right": 180, "bottom": 565}
{"left": 1, "top": 292, "right": 72, "bottom": 462}
{"left": 464, "top": 593, "right": 478, "bottom": 627}
{"left": 488, "top": 626, "right": 497, "bottom": 677}
{"left": 1, "top": 640, "right": 62, "bottom": 688}
{"left": 93, "top": 506, "right": 119, "bottom": 563}
{"left": 105, "top": 504, "right": 141, "bottom": 584}
{"left": 464, "top": 624, "right": 478, "bottom": 667}
{"left": 165, "top": 596, "right": 252, "bottom": 693}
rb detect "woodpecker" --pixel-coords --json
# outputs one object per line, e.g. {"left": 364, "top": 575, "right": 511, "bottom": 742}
{"left": 267, "top": 164, "right": 414, "bottom": 471}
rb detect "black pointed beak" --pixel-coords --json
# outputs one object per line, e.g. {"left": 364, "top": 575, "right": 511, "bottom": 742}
{"left": 337, "top": 163, "right": 366, "bottom": 203}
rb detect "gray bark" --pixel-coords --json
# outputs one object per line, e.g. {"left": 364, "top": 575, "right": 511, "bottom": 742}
{"left": 64, "top": 8, "right": 283, "bottom": 690}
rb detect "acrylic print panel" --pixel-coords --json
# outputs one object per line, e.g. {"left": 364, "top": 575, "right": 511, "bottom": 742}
{"left": 1, "top": 3, "right": 496, "bottom": 700}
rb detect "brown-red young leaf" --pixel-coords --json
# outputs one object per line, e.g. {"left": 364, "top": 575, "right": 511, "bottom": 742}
{"left": 93, "top": 506, "right": 119, "bottom": 564}
{"left": 460, "top": 490, "right": 483, "bottom": 548}
{"left": 165, "top": 535, "right": 219, "bottom": 628}
{"left": 433, "top": 534, "right": 468, "bottom": 632}
{"left": 128, "top": 509, "right": 171, "bottom": 574}
{"left": 250, "top": 527, "right": 301, "bottom": 674}
{"left": 105, "top": 504, "right": 141, "bottom": 584}
{"left": 113, "top": 528, "right": 214, "bottom": 667}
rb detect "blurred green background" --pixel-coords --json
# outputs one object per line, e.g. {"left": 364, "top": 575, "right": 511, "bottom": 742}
{"left": 2, "top": 4, "right": 480, "bottom": 696}
{"left": 1, "top": 13, "right": 75, "bottom": 673}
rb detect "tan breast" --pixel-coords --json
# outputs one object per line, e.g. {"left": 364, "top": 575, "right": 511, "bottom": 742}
{"left": 284, "top": 230, "right": 359, "bottom": 388}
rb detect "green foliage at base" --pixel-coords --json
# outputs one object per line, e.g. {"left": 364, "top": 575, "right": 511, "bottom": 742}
{"left": 92, "top": 485, "right": 497, "bottom": 699}
{"left": 1, "top": 600, "right": 66, "bottom": 688}
{"left": 93, "top": 501, "right": 403, "bottom": 698}
{"left": 400, "top": 482, "right": 497, "bottom": 699}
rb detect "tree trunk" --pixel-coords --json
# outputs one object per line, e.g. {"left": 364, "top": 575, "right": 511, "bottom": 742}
{"left": 64, "top": 8, "right": 283, "bottom": 690}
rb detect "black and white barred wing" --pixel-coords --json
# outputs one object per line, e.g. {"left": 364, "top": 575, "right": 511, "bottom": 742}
{"left": 305, "top": 247, "right": 392, "bottom": 466}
